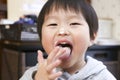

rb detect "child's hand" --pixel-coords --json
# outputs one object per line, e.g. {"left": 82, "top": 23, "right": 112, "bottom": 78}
{"left": 35, "top": 47, "right": 64, "bottom": 80}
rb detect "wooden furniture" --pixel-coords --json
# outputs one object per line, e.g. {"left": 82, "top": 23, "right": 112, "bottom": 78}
{"left": 0, "top": 41, "right": 3, "bottom": 80}
{"left": 87, "top": 0, "right": 91, "bottom": 3}
{"left": 0, "top": 0, "right": 7, "bottom": 19}
{"left": 0, "top": 40, "right": 120, "bottom": 80}
{"left": 0, "top": 40, "right": 44, "bottom": 80}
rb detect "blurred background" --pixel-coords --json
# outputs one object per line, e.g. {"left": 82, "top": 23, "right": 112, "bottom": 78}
{"left": 0, "top": 0, "right": 120, "bottom": 80}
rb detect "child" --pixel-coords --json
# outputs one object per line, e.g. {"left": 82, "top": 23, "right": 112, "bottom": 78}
{"left": 20, "top": 0, "right": 116, "bottom": 80}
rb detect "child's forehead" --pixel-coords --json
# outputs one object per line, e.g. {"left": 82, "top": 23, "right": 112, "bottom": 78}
{"left": 44, "top": 9, "right": 86, "bottom": 22}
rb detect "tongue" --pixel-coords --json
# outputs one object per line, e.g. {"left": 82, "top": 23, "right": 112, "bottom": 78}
{"left": 59, "top": 47, "right": 71, "bottom": 60}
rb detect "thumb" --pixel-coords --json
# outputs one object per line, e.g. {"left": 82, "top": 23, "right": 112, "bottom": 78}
{"left": 37, "top": 50, "right": 44, "bottom": 64}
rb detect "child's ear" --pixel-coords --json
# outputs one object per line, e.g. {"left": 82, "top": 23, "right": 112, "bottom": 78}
{"left": 89, "top": 33, "right": 97, "bottom": 46}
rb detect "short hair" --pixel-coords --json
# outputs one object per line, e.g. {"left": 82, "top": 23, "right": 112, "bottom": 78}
{"left": 37, "top": 0, "right": 98, "bottom": 40}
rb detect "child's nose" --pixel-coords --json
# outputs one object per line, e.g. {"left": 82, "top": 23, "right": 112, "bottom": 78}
{"left": 57, "top": 27, "right": 70, "bottom": 36}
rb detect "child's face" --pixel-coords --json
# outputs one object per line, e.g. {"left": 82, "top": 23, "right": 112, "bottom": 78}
{"left": 41, "top": 9, "right": 92, "bottom": 68}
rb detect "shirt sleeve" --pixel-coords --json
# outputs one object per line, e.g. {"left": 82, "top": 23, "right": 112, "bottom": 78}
{"left": 19, "top": 65, "right": 38, "bottom": 80}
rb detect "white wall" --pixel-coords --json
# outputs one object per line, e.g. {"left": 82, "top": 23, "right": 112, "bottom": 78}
{"left": 92, "top": 0, "right": 120, "bottom": 40}
{"left": 7, "top": 0, "right": 47, "bottom": 21}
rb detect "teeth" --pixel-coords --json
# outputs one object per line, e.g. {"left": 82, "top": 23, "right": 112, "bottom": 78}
{"left": 57, "top": 42, "right": 69, "bottom": 47}
{"left": 54, "top": 41, "right": 68, "bottom": 47}
{"left": 55, "top": 41, "right": 72, "bottom": 50}
{"left": 60, "top": 42, "right": 67, "bottom": 44}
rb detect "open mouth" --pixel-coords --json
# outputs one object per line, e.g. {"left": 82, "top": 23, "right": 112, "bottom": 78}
{"left": 57, "top": 43, "right": 72, "bottom": 53}
{"left": 56, "top": 42, "right": 73, "bottom": 60}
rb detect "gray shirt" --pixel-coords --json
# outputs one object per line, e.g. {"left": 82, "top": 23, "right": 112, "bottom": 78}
{"left": 19, "top": 56, "right": 116, "bottom": 80}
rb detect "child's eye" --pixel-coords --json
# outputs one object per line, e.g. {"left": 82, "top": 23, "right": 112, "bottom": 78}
{"left": 48, "top": 23, "right": 57, "bottom": 26}
{"left": 47, "top": 23, "right": 58, "bottom": 28}
{"left": 70, "top": 23, "right": 81, "bottom": 26}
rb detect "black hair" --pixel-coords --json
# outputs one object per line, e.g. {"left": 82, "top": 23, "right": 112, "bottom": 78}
{"left": 37, "top": 0, "right": 98, "bottom": 41}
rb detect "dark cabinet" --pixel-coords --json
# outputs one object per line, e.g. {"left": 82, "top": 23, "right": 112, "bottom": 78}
{"left": 0, "top": 40, "right": 120, "bottom": 80}
{"left": 0, "top": 0, "right": 7, "bottom": 19}
{"left": 0, "top": 40, "right": 43, "bottom": 80}
{"left": 1, "top": 49, "right": 20, "bottom": 80}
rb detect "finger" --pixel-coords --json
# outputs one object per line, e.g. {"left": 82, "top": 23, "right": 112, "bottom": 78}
{"left": 48, "top": 47, "right": 66, "bottom": 64}
{"left": 46, "top": 59, "right": 61, "bottom": 73}
{"left": 37, "top": 50, "right": 44, "bottom": 64}
{"left": 47, "top": 46, "right": 60, "bottom": 64}
{"left": 54, "top": 47, "right": 66, "bottom": 60}
{"left": 48, "top": 71, "right": 62, "bottom": 80}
